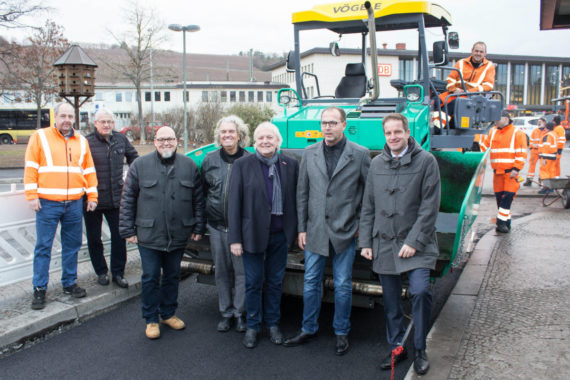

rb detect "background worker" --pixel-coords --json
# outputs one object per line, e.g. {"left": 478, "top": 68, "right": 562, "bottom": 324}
{"left": 538, "top": 122, "right": 558, "bottom": 194}
{"left": 552, "top": 115, "right": 565, "bottom": 177}
{"left": 523, "top": 117, "right": 547, "bottom": 186}
{"left": 24, "top": 103, "right": 98, "bottom": 310}
{"left": 84, "top": 108, "right": 138, "bottom": 288}
{"left": 202, "top": 115, "right": 250, "bottom": 333}
{"left": 436, "top": 41, "right": 495, "bottom": 128}
{"left": 481, "top": 111, "right": 527, "bottom": 233}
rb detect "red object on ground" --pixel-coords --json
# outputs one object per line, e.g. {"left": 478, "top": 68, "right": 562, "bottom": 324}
{"left": 391, "top": 346, "right": 404, "bottom": 380}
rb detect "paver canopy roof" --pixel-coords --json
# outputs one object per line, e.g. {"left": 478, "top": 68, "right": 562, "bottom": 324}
{"left": 292, "top": 0, "right": 451, "bottom": 32}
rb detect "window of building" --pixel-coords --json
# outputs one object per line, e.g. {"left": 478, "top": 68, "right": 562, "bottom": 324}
{"left": 257, "top": 91, "right": 263, "bottom": 102}
{"left": 125, "top": 92, "right": 133, "bottom": 102}
{"left": 210, "top": 91, "right": 218, "bottom": 102}
{"left": 509, "top": 64, "right": 525, "bottom": 105}
{"left": 115, "top": 92, "right": 123, "bottom": 102}
{"left": 95, "top": 92, "right": 104, "bottom": 101}
{"left": 202, "top": 91, "right": 208, "bottom": 102}
{"left": 545, "top": 65, "right": 559, "bottom": 103}
{"left": 145, "top": 92, "right": 151, "bottom": 102}
{"left": 527, "top": 64, "right": 542, "bottom": 105}
{"left": 164, "top": 91, "right": 170, "bottom": 102}
{"left": 230, "top": 91, "right": 236, "bottom": 102}
{"left": 399, "top": 59, "right": 414, "bottom": 81}
{"left": 248, "top": 91, "right": 254, "bottom": 102}
{"left": 494, "top": 63, "right": 508, "bottom": 98}
{"left": 266, "top": 91, "right": 272, "bottom": 102}
{"left": 221, "top": 91, "right": 227, "bottom": 102}
{"left": 154, "top": 91, "right": 161, "bottom": 102}
{"left": 185, "top": 91, "right": 189, "bottom": 102}
{"left": 239, "top": 91, "right": 245, "bottom": 102}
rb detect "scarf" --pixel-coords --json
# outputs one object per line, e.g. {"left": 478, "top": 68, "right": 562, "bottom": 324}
{"left": 255, "top": 150, "right": 283, "bottom": 216}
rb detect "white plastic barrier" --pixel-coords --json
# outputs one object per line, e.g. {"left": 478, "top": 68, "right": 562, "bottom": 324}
{"left": 0, "top": 190, "right": 111, "bottom": 287}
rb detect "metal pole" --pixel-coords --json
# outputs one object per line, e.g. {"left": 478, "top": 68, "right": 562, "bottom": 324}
{"left": 150, "top": 47, "right": 155, "bottom": 124}
{"left": 183, "top": 30, "right": 188, "bottom": 153}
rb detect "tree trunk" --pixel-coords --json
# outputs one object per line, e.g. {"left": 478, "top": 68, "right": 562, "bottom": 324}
{"left": 136, "top": 85, "right": 145, "bottom": 144}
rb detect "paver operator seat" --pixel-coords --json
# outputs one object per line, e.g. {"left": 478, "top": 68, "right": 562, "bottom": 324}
{"left": 335, "top": 63, "right": 367, "bottom": 98}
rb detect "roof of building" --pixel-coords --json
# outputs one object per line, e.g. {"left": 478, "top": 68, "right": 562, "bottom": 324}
{"left": 53, "top": 45, "right": 98, "bottom": 67}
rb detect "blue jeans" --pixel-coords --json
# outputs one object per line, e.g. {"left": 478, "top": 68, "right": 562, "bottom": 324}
{"left": 302, "top": 239, "right": 356, "bottom": 335}
{"left": 138, "top": 246, "right": 184, "bottom": 324}
{"left": 33, "top": 199, "right": 83, "bottom": 290}
{"left": 379, "top": 268, "right": 432, "bottom": 350}
{"left": 242, "top": 232, "right": 288, "bottom": 331}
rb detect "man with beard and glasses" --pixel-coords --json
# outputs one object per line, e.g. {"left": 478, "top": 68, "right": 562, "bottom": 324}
{"left": 119, "top": 127, "right": 205, "bottom": 339}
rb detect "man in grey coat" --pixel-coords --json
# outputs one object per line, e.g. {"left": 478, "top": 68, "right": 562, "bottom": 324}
{"left": 283, "top": 106, "right": 370, "bottom": 355}
{"left": 359, "top": 113, "right": 440, "bottom": 375}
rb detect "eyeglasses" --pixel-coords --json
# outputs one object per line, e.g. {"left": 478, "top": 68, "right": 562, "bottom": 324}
{"left": 96, "top": 120, "right": 114, "bottom": 125}
{"left": 155, "top": 137, "right": 176, "bottom": 143}
{"left": 321, "top": 120, "right": 340, "bottom": 127}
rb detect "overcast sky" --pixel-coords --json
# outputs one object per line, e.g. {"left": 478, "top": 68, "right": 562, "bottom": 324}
{"left": 3, "top": 0, "right": 569, "bottom": 58}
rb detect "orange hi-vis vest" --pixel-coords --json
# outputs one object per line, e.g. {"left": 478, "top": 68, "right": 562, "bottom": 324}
{"left": 482, "top": 124, "right": 527, "bottom": 174}
{"left": 439, "top": 56, "right": 495, "bottom": 104}
{"left": 24, "top": 126, "right": 98, "bottom": 202}
{"left": 529, "top": 127, "right": 546, "bottom": 150}
{"left": 539, "top": 131, "right": 558, "bottom": 161}
{"left": 553, "top": 124, "right": 566, "bottom": 150}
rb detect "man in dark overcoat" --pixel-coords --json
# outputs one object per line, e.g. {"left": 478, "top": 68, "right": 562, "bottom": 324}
{"left": 359, "top": 113, "right": 440, "bottom": 375}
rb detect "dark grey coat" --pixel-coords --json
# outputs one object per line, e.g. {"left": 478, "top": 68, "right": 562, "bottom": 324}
{"left": 358, "top": 137, "right": 440, "bottom": 275}
{"left": 297, "top": 140, "right": 370, "bottom": 256}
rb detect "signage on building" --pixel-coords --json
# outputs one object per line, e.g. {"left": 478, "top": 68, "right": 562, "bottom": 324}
{"left": 377, "top": 64, "right": 392, "bottom": 76}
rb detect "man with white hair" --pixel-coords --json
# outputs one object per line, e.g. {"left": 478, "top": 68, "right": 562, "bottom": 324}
{"left": 119, "top": 127, "right": 205, "bottom": 339}
{"left": 228, "top": 122, "right": 299, "bottom": 349}
{"left": 84, "top": 108, "right": 138, "bottom": 288}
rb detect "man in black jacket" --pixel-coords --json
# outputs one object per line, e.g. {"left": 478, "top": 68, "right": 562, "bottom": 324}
{"left": 119, "top": 126, "right": 205, "bottom": 340}
{"left": 85, "top": 109, "right": 138, "bottom": 288}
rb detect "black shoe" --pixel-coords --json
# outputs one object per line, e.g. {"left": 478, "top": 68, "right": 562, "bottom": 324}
{"left": 63, "top": 284, "right": 86, "bottom": 298}
{"left": 413, "top": 349, "right": 430, "bottom": 375}
{"left": 283, "top": 330, "right": 317, "bottom": 347}
{"left": 335, "top": 334, "right": 349, "bottom": 356}
{"left": 242, "top": 329, "right": 258, "bottom": 349}
{"left": 523, "top": 179, "right": 532, "bottom": 187}
{"left": 268, "top": 326, "right": 283, "bottom": 345}
{"left": 495, "top": 224, "right": 509, "bottom": 233}
{"left": 235, "top": 316, "right": 246, "bottom": 333}
{"left": 112, "top": 275, "right": 129, "bottom": 288}
{"left": 97, "top": 274, "right": 110, "bottom": 286}
{"left": 31, "top": 287, "right": 46, "bottom": 310}
{"left": 380, "top": 347, "right": 408, "bottom": 370}
{"left": 217, "top": 316, "right": 232, "bottom": 332}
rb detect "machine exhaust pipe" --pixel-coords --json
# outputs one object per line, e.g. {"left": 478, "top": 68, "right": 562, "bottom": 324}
{"left": 324, "top": 277, "right": 407, "bottom": 298}
{"left": 360, "top": 1, "right": 379, "bottom": 103}
{"left": 180, "top": 260, "right": 214, "bottom": 275}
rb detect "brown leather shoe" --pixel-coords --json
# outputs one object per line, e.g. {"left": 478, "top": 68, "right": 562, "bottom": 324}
{"left": 161, "top": 316, "right": 186, "bottom": 330}
{"left": 145, "top": 323, "right": 160, "bottom": 339}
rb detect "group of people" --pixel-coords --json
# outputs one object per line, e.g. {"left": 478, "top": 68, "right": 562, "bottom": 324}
{"left": 24, "top": 103, "right": 440, "bottom": 376}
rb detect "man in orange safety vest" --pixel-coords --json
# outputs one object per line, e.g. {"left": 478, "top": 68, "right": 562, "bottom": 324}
{"left": 538, "top": 122, "right": 558, "bottom": 194}
{"left": 523, "top": 118, "right": 547, "bottom": 186}
{"left": 552, "top": 115, "right": 566, "bottom": 177}
{"left": 481, "top": 111, "right": 527, "bottom": 233}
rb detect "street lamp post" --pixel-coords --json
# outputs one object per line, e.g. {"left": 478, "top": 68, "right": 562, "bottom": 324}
{"left": 168, "top": 24, "right": 200, "bottom": 153}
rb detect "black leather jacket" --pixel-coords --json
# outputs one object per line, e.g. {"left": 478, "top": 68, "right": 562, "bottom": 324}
{"left": 119, "top": 152, "right": 205, "bottom": 252}
{"left": 86, "top": 130, "right": 138, "bottom": 210}
{"left": 202, "top": 148, "right": 250, "bottom": 230}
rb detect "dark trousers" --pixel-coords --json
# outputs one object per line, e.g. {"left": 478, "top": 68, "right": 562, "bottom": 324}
{"left": 380, "top": 268, "right": 432, "bottom": 350}
{"left": 494, "top": 191, "right": 515, "bottom": 228}
{"left": 84, "top": 207, "right": 127, "bottom": 277}
{"left": 138, "top": 245, "right": 184, "bottom": 324}
{"left": 242, "top": 232, "right": 288, "bottom": 331}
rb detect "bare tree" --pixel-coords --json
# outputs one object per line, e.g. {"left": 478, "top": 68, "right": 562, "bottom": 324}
{"left": 0, "top": 0, "right": 47, "bottom": 29}
{"left": 0, "top": 20, "right": 69, "bottom": 128}
{"left": 106, "top": 1, "right": 164, "bottom": 144}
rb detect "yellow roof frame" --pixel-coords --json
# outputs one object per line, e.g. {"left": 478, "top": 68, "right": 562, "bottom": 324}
{"left": 292, "top": 0, "right": 451, "bottom": 27}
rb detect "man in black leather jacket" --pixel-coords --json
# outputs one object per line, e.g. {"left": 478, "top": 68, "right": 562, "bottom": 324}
{"left": 119, "top": 126, "right": 205, "bottom": 340}
{"left": 84, "top": 109, "right": 138, "bottom": 288}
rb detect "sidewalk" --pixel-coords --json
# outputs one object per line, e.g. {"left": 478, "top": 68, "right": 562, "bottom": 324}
{"left": 406, "top": 167, "right": 570, "bottom": 378}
